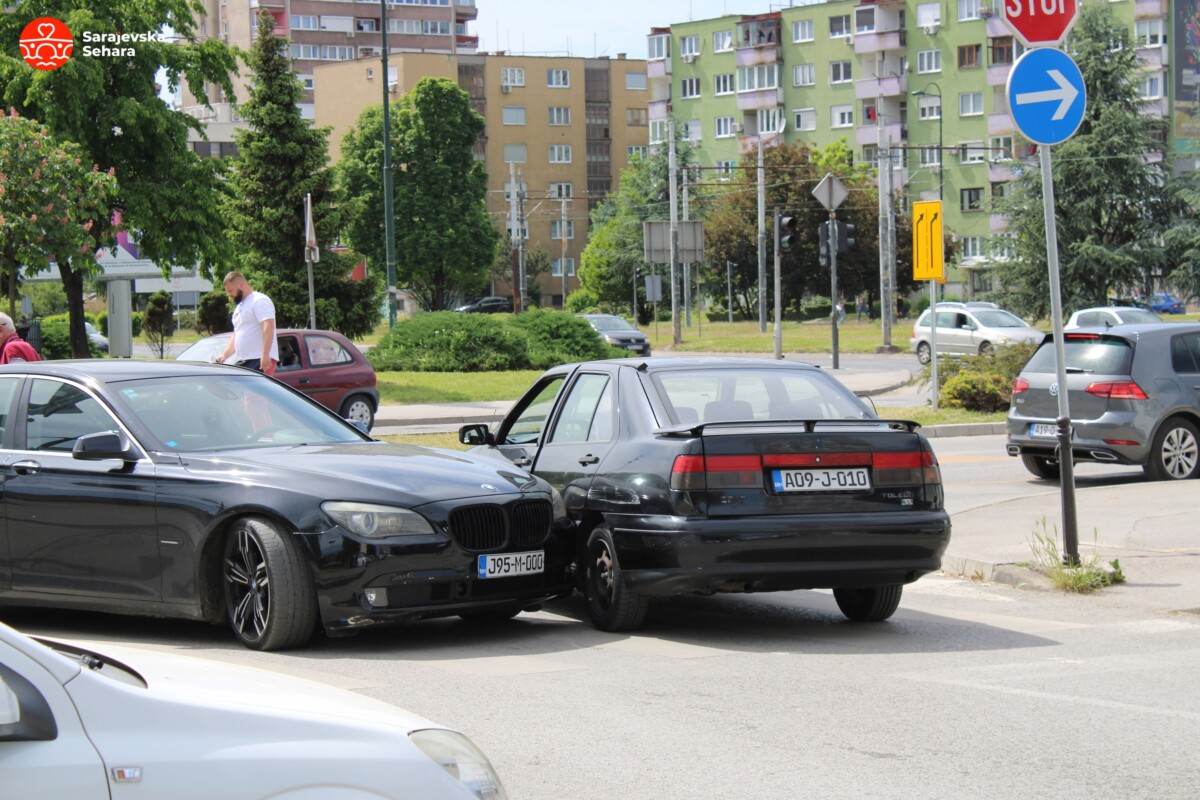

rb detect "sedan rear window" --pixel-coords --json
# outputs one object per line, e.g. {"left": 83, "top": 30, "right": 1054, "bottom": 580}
{"left": 653, "top": 369, "right": 871, "bottom": 424}
{"left": 1023, "top": 337, "right": 1133, "bottom": 374}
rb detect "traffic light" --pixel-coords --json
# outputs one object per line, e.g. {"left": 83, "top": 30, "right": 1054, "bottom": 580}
{"left": 837, "top": 221, "right": 856, "bottom": 254}
{"left": 818, "top": 221, "right": 830, "bottom": 267}
{"left": 777, "top": 214, "right": 798, "bottom": 251}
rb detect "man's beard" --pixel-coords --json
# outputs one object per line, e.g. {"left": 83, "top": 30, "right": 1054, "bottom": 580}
{"left": 234, "top": 290, "right": 245, "bottom": 303}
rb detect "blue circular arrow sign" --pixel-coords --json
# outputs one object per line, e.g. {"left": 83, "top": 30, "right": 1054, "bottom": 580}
{"left": 1006, "top": 48, "right": 1087, "bottom": 146}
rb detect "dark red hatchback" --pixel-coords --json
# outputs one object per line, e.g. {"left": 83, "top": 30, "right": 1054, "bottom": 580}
{"left": 177, "top": 329, "right": 379, "bottom": 430}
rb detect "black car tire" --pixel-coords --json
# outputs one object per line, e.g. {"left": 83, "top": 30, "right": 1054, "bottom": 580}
{"left": 222, "top": 516, "right": 318, "bottom": 651}
{"left": 1144, "top": 418, "right": 1200, "bottom": 481}
{"left": 340, "top": 395, "right": 376, "bottom": 431}
{"left": 833, "top": 585, "right": 903, "bottom": 622}
{"left": 916, "top": 342, "right": 931, "bottom": 365}
{"left": 979, "top": 341, "right": 994, "bottom": 356}
{"left": 584, "top": 525, "right": 648, "bottom": 632}
{"left": 1021, "top": 453, "right": 1060, "bottom": 480}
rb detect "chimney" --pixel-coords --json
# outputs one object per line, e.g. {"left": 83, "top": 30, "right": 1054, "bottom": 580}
{"left": 616, "top": 53, "right": 626, "bottom": 60}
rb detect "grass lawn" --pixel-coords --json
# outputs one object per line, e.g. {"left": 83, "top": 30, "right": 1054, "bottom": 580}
{"left": 643, "top": 318, "right": 906, "bottom": 354}
{"left": 375, "top": 370, "right": 541, "bottom": 404}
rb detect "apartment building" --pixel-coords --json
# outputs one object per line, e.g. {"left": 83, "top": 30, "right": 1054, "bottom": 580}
{"left": 647, "top": 0, "right": 1191, "bottom": 298}
{"left": 315, "top": 52, "right": 651, "bottom": 307}
{"left": 182, "top": 0, "right": 477, "bottom": 156}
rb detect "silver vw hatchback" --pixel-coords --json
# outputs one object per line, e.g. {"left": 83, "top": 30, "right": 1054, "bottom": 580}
{"left": 910, "top": 304, "right": 1044, "bottom": 364}
{"left": 1006, "top": 323, "right": 1200, "bottom": 481}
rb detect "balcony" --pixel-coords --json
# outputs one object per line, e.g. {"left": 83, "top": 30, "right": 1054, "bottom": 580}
{"left": 738, "top": 128, "right": 785, "bottom": 151}
{"left": 855, "top": 74, "right": 906, "bottom": 99}
{"left": 1136, "top": 46, "right": 1165, "bottom": 70}
{"left": 987, "top": 63, "right": 1011, "bottom": 86}
{"left": 989, "top": 214, "right": 1008, "bottom": 233}
{"left": 1134, "top": 0, "right": 1163, "bottom": 17}
{"left": 456, "top": 34, "right": 478, "bottom": 51}
{"left": 856, "top": 121, "right": 904, "bottom": 146}
{"left": 648, "top": 99, "right": 670, "bottom": 120}
{"left": 854, "top": 29, "right": 904, "bottom": 54}
{"left": 649, "top": 77, "right": 671, "bottom": 103}
{"left": 454, "top": 0, "right": 478, "bottom": 21}
{"left": 988, "top": 112, "right": 1014, "bottom": 135}
{"left": 985, "top": 16, "right": 1009, "bottom": 37}
{"left": 647, "top": 57, "right": 671, "bottom": 79}
{"left": 987, "top": 160, "right": 1021, "bottom": 182}
{"left": 735, "top": 88, "right": 783, "bottom": 112}
{"left": 736, "top": 46, "right": 779, "bottom": 68}
{"left": 1139, "top": 97, "right": 1167, "bottom": 117}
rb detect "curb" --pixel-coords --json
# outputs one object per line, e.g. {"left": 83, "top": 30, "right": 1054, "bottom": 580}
{"left": 940, "top": 556, "right": 1056, "bottom": 591}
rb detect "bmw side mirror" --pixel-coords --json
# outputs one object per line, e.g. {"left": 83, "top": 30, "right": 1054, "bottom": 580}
{"left": 72, "top": 431, "right": 136, "bottom": 462}
{"left": 459, "top": 424, "right": 493, "bottom": 446}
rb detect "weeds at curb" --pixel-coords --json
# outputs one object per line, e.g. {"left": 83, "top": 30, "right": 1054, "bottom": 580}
{"left": 1028, "top": 517, "right": 1126, "bottom": 593}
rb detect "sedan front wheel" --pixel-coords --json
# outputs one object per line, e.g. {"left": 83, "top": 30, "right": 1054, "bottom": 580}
{"left": 222, "top": 517, "right": 318, "bottom": 651}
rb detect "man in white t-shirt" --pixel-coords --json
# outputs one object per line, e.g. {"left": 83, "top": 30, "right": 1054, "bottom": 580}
{"left": 216, "top": 272, "right": 279, "bottom": 376}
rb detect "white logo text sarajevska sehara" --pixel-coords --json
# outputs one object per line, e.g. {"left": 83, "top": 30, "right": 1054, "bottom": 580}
{"left": 80, "top": 30, "right": 168, "bottom": 57}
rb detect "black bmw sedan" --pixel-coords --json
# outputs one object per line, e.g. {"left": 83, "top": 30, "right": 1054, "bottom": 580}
{"left": 0, "top": 361, "right": 573, "bottom": 650}
{"left": 461, "top": 357, "right": 952, "bottom": 632}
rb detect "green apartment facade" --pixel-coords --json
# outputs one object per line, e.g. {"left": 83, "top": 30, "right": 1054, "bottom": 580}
{"left": 647, "top": 0, "right": 1190, "bottom": 297}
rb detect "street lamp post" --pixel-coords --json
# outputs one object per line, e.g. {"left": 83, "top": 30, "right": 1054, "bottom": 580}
{"left": 913, "top": 82, "right": 943, "bottom": 410}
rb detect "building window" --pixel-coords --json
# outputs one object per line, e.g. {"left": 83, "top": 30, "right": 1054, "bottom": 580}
{"left": 356, "top": 18, "right": 379, "bottom": 32}
{"left": 990, "top": 233, "right": 1015, "bottom": 261}
{"left": 628, "top": 145, "right": 649, "bottom": 161}
{"left": 715, "top": 116, "right": 736, "bottom": 138}
{"left": 321, "top": 46, "right": 354, "bottom": 61}
{"left": 300, "top": 75, "right": 314, "bottom": 91}
{"left": 793, "top": 19, "right": 814, "bottom": 43}
{"left": 649, "top": 119, "right": 669, "bottom": 144}
{"left": 625, "top": 71, "right": 647, "bottom": 90}
{"left": 918, "top": 145, "right": 941, "bottom": 166}
{"left": 550, "top": 182, "right": 573, "bottom": 198}
{"left": 829, "top": 15, "right": 851, "bottom": 38}
{"left": 793, "top": 64, "right": 815, "bottom": 87}
{"left": 958, "top": 0, "right": 981, "bottom": 21}
{"left": 855, "top": 7, "right": 876, "bottom": 33}
{"left": 549, "top": 144, "right": 572, "bottom": 163}
{"left": 794, "top": 107, "right": 816, "bottom": 131}
{"left": 918, "top": 95, "right": 941, "bottom": 120}
{"left": 830, "top": 60, "right": 852, "bottom": 84}
{"left": 550, "top": 220, "right": 575, "bottom": 240}
{"left": 648, "top": 34, "right": 670, "bottom": 60}
{"left": 680, "top": 35, "right": 700, "bottom": 56}
{"left": 389, "top": 18, "right": 421, "bottom": 35}
{"left": 291, "top": 15, "right": 318, "bottom": 30}
{"left": 831, "top": 104, "right": 854, "bottom": 128}
{"left": 958, "top": 44, "right": 982, "bottom": 68}
{"left": 992, "top": 181, "right": 1013, "bottom": 200}
{"left": 959, "top": 141, "right": 986, "bottom": 163}
{"left": 685, "top": 118, "right": 702, "bottom": 141}
{"left": 917, "top": 49, "right": 941, "bottom": 73}
{"left": 548, "top": 69, "right": 570, "bottom": 88}
{"left": 737, "top": 19, "right": 778, "bottom": 47}
{"left": 758, "top": 107, "right": 783, "bottom": 135}
{"left": 961, "top": 236, "right": 983, "bottom": 259}
{"left": 551, "top": 258, "right": 576, "bottom": 277}
{"left": 961, "top": 187, "right": 984, "bottom": 211}
{"left": 959, "top": 91, "right": 984, "bottom": 116}
{"left": 626, "top": 108, "right": 648, "bottom": 126}
{"left": 714, "top": 73, "right": 735, "bottom": 94}
{"left": 548, "top": 106, "right": 571, "bottom": 125}
{"left": 501, "top": 67, "right": 525, "bottom": 87}
{"left": 1140, "top": 71, "right": 1162, "bottom": 99}
{"left": 714, "top": 30, "right": 733, "bottom": 51}
{"left": 422, "top": 20, "right": 450, "bottom": 35}
{"left": 291, "top": 44, "right": 320, "bottom": 60}
{"left": 1135, "top": 19, "right": 1165, "bottom": 47}
{"left": 737, "top": 63, "right": 779, "bottom": 92}
{"left": 680, "top": 77, "right": 701, "bottom": 98}
{"left": 990, "top": 36, "right": 1015, "bottom": 65}
{"left": 505, "top": 221, "right": 529, "bottom": 240}
{"left": 990, "top": 135, "right": 1013, "bottom": 160}
{"left": 716, "top": 160, "right": 737, "bottom": 177}
{"left": 917, "top": 2, "right": 942, "bottom": 27}
{"left": 502, "top": 143, "right": 527, "bottom": 163}
{"left": 502, "top": 106, "right": 526, "bottom": 125}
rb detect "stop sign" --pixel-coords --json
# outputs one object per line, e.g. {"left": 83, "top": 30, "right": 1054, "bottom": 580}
{"left": 1004, "top": 0, "right": 1079, "bottom": 46}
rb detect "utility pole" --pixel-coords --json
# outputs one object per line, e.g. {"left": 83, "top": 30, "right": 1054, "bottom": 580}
{"left": 668, "top": 120, "right": 681, "bottom": 345}
{"left": 878, "top": 134, "right": 893, "bottom": 350}
{"left": 726, "top": 261, "right": 734, "bottom": 323}
{"left": 379, "top": 0, "right": 397, "bottom": 327}
{"left": 560, "top": 196, "right": 568, "bottom": 306}
{"left": 757, "top": 136, "right": 766, "bottom": 333}
{"left": 508, "top": 162, "right": 520, "bottom": 311}
{"left": 683, "top": 167, "right": 691, "bottom": 327}
{"left": 517, "top": 174, "right": 527, "bottom": 311}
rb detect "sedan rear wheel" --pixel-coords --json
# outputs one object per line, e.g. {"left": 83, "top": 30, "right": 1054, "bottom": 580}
{"left": 222, "top": 517, "right": 318, "bottom": 651}
{"left": 1021, "top": 454, "right": 1060, "bottom": 480}
{"left": 1145, "top": 418, "right": 1200, "bottom": 481}
{"left": 584, "top": 525, "right": 648, "bottom": 632}
{"left": 340, "top": 395, "right": 376, "bottom": 431}
{"left": 833, "top": 585, "right": 903, "bottom": 622}
{"left": 916, "top": 341, "right": 931, "bottom": 365}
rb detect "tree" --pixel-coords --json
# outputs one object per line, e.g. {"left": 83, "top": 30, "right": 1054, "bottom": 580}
{"left": 0, "top": 110, "right": 115, "bottom": 320}
{"left": 339, "top": 77, "right": 498, "bottom": 311}
{"left": 142, "top": 289, "right": 173, "bottom": 359}
{"left": 0, "top": 1, "right": 240, "bottom": 356}
{"left": 989, "top": 4, "right": 1189, "bottom": 318}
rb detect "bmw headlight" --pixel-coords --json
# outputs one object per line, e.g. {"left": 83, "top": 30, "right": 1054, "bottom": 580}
{"left": 321, "top": 502, "right": 435, "bottom": 538}
{"left": 410, "top": 729, "right": 509, "bottom": 800}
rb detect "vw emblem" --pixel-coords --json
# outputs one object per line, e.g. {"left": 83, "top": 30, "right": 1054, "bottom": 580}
{"left": 1049, "top": 383, "right": 1059, "bottom": 397}
{"left": 480, "top": 484, "right": 499, "bottom": 493}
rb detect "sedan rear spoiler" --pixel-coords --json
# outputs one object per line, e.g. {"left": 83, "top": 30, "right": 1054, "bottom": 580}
{"left": 656, "top": 418, "right": 922, "bottom": 437}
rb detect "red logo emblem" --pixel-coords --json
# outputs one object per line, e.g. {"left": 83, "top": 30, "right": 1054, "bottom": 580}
{"left": 19, "top": 17, "right": 74, "bottom": 71}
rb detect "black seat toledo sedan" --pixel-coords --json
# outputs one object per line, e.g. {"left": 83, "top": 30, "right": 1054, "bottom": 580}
{"left": 0, "top": 361, "right": 573, "bottom": 650}
{"left": 461, "top": 357, "right": 951, "bottom": 631}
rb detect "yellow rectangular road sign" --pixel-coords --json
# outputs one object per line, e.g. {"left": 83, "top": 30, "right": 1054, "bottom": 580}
{"left": 912, "top": 200, "right": 944, "bottom": 281}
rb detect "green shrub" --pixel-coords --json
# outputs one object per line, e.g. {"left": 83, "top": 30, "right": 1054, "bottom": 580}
{"left": 799, "top": 301, "right": 833, "bottom": 321}
{"left": 563, "top": 289, "right": 598, "bottom": 314}
{"left": 37, "top": 320, "right": 73, "bottom": 359}
{"left": 509, "top": 308, "right": 621, "bottom": 369}
{"left": 920, "top": 340, "right": 1037, "bottom": 390}
{"left": 175, "top": 310, "right": 197, "bottom": 331}
{"left": 368, "top": 312, "right": 528, "bottom": 372}
{"left": 198, "top": 290, "right": 233, "bottom": 335}
{"left": 940, "top": 371, "right": 1012, "bottom": 412}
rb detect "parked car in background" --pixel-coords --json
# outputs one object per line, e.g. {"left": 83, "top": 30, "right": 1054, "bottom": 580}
{"left": 579, "top": 313, "right": 651, "bottom": 357}
{"left": 460, "top": 357, "right": 951, "bottom": 632}
{"left": 178, "top": 328, "right": 379, "bottom": 430}
{"left": 1137, "top": 293, "right": 1186, "bottom": 315}
{"left": 0, "top": 622, "right": 509, "bottom": 799}
{"left": 84, "top": 321, "right": 108, "bottom": 353}
{"left": 910, "top": 304, "right": 1044, "bottom": 364}
{"left": 455, "top": 296, "right": 514, "bottom": 314}
{"left": 0, "top": 361, "right": 574, "bottom": 649}
{"left": 1006, "top": 323, "right": 1200, "bottom": 481}
{"left": 1065, "top": 306, "right": 1161, "bottom": 329}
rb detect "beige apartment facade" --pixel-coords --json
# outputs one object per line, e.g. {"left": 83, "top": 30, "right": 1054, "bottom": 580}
{"left": 316, "top": 52, "right": 650, "bottom": 307}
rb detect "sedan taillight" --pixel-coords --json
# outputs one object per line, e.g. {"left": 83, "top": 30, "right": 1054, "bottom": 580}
{"left": 1012, "top": 377, "right": 1030, "bottom": 395}
{"left": 1086, "top": 381, "right": 1148, "bottom": 400}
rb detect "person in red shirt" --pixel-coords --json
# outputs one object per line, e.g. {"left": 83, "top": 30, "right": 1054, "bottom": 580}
{"left": 0, "top": 313, "right": 42, "bottom": 363}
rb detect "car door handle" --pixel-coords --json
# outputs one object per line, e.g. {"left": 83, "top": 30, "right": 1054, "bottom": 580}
{"left": 512, "top": 456, "right": 531, "bottom": 467}
{"left": 298, "top": 378, "right": 310, "bottom": 385}
{"left": 11, "top": 460, "right": 41, "bottom": 475}
{"left": 578, "top": 454, "right": 599, "bottom": 465}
